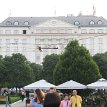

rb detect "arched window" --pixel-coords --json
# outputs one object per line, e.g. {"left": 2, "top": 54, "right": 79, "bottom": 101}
{"left": 89, "top": 29, "right": 95, "bottom": 33}
{"left": 74, "top": 21, "right": 80, "bottom": 25}
{"left": 97, "top": 20, "right": 103, "bottom": 25}
{"left": 14, "top": 21, "right": 19, "bottom": 25}
{"left": 24, "top": 21, "right": 29, "bottom": 25}
{"left": 89, "top": 20, "right": 95, "bottom": 25}
{"left": 6, "top": 21, "right": 12, "bottom": 25}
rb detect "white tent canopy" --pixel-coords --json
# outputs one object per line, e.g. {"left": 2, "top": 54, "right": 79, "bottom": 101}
{"left": 87, "top": 78, "right": 107, "bottom": 89}
{"left": 24, "top": 79, "right": 55, "bottom": 90}
{"left": 56, "top": 80, "right": 87, "bottom": 89}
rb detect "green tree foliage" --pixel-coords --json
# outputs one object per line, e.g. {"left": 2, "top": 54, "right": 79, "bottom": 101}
{"left": 42, "top": 54, "right": 60, "bottom": 83}
{"left": 30, "top": 63, "right": 43, "bottom": 81}
{"left": 4, "top": 53, "right": 34, "bottom": 88}
{"left": 54, "top": 40, "right": 101, "bottom": 85}
{"left": 93, "top": 52, "right": 107, "bottom": 79}
{"left": 0, "top": 55, "right": 7, "bottom": 87}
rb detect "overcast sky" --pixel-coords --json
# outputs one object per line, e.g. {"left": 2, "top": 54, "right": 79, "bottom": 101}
{"left": 0, "top": 0, "right": 106, "bottom": 22}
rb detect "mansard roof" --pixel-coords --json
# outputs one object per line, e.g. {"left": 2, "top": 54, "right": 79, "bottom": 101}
{"left": 0, "top": 15, "right": 107, "bottom": 27}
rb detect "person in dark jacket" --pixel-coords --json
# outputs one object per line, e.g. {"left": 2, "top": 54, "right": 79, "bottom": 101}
{"left": 44, "top": 92, "right": 61, "bottom": 107}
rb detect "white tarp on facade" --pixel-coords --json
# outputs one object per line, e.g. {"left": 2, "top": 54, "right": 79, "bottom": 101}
{"left": 24, "top": 79, "right": 55, "bottom": 90}
{"left": 56, "top": 80, "right": 86, "bottom": 89}
{"left": 87, "top": 78, "right": 107, "bottom": 89}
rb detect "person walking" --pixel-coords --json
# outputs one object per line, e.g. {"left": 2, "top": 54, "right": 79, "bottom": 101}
{"left": 60, "top": 94, "right": 71, "bottom": 107}
{"left": 5, "top": 92, "right": 11, "bottom": 107}
{"left": 21, "top": 91, "right": 25, "bottom": 102}
{"left": 70, "top": 90, "right": 82, "bottom": 107}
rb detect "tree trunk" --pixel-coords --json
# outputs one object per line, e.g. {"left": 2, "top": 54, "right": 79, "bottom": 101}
{"left": 16, "top": 87, "right": 17, "bottom": 93}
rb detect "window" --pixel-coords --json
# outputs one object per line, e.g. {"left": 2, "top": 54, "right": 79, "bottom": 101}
{"left": 51, "top": 29, "right": 57, "bottom": 33}
{"left": 43, "top": 29, "right": 49, "bottom": 33}
{"left": 14, "top": 46, "right": 18, "bottom": 51}
{"left": 59, "top": 29, "right": 65, "bottom": 33}
{"left": 23, "top": 30, "right": 26, "bottom": 34}
{"left": 89, "top": 20, "right": 95, "bottom": 25}
{"left": 64, "top": 39, "right": 68, "bottom": 43}
{"left": 98, "top": 38, "right": 103, "bottom": 44}
{"left": 0, "top": 39, "right": 2, "bottom": 44}
{"left": 14, "top": 30, "right": 19, "bottom": 34}
{"left": 89, "top": 29, "right": 95, "bottom": 34}
{"left": 97, "top": 20, "right": 103, "bottom": 25}
{"left": 81, "top": 29, "right": 87, "bottom": 34}
{"left": 6, "top": 21, "right": 12, "bottom": 25}
{"left": 6, "top": 39, "right": 10, "bottom": 45}
{"left": 14, "top": 39, "right": 18, "bottom": 44}
{"left": 14, "top": 21, "right": 19, "bottom": 25}
{"left": 48, "top": 39, "right": 52, "bottom": 44}
{"left": 90, "top": 38, "right": 94, "bottom": 45}
{"left": 5, "top": 30, "right": 11, "bottom": 34}
{"left": 60, "top": 44, "right": 64, "bottom": 51}
{"left": 67, "top": 29, "right": 72, "bottom": 33}
{"left": 40, "top": 39, "right": 44, "bottom": 44}
{"left": 74, "top": 21, "right": 80, "bottom": 25}
{"left": 22, "top": 47, "right": 26, "bottom": 51}
{"left": 89, "top": 49, "right": 94, "bottom": 55}
{"left": 89, "top": 38, "right": 94, "bottom": 54}
{"left": 6, "top": 46, "right": 10, "bottom": 51}
{"left": 24, "top": 21, "right": 29, "bottom": 25}
{"left": 36, "top": 56, "right": 40, "bottom": 60}
{"left": 35, "top": 39, "right": 41, "bottom": 44}
{"left": 81, "top": 39, "right": 86, "bottom": 47}
{"left": 22, "top": 39, "right": 27, "bottom": 43}
{"left": 98, "top": 29, "right": 103, "bottom": 34}
{"left": 98, "top": 38, "right": 103, "bottom": 53}
{"left": 52, "top": 20, "right": 57, "bottom": 24}
{"left": 36, "top": 29, "right": 41, "bottom": 33}
{"left": 0, "top": 46, "right": 2, "bottom": 51}
{"left": 48, "top": 39, "right": 52, "bottom": 42}
{"left": 0, "top": 30, "right": 3, "bottom": 34}
{"left": 22, "top": 40, "right": 27, "bottom": 51}
{"left": 52, "top": 38, "right": 57, "bottom": 44}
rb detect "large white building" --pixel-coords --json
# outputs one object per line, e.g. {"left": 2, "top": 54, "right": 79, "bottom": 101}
{"left": 0, "top": 15, "right": 107, "bottom": 64}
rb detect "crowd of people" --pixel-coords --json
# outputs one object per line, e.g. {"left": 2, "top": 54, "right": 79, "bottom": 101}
{"left": 2, "top": 87, "right": 107, "bottom": 107}
{"left": 23, "top": 88, "right": 82, "bottom": 107}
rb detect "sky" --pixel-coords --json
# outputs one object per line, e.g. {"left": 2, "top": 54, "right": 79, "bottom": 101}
{"left": 0, "top": 0, "right": 106, "bottom": 22}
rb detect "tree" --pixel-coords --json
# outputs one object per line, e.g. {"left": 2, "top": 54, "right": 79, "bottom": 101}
{"left": 30, "top": 63, "right": 43, "bottom": 81}
{"left": 4, "top": 53, "right": 34, "bottom": 88}
{"left": 93, "top": 52, "right": 107, "bottom": 79}
{"left": 54, "top": 40, "right": 101, "bottom": 85}
{"left": 42, "top": 54, "right": 60, "bottom": 83}
{"left": 0, "top": 55, "right": 7, "bottom": 88}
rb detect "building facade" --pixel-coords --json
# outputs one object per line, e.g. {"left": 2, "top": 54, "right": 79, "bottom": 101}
{"left": 0, "top": 15, "right": 107, "bottom": 64}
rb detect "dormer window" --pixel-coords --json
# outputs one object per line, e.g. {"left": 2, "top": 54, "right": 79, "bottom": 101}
{"left": 74, "top": 21, "right": 80, "bottom": 25}
{"left": 24, "top": 21, "right": 29, "bottom": 25}
{"left": 14, "top": 21, "right": 19, "bottom": 25}
{"left": 97, "top": 20, "right": 103, "bottom": 25}
{"left": 89, "top": 20, "right": 95, "bottom": 25}
{"left": 6, "top": 21, "right": 12, "bottom": 25}
{"left": 52, "top": 21, "right": 56, "bottom": 24}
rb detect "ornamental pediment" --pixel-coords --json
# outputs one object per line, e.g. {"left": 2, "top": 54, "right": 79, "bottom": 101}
{"left": 35, "top": 19, "right": 77, "bottom": 28}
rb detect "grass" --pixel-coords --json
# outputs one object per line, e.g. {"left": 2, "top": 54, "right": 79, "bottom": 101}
{"left": 10, "top": 96, "right": 21, "bottom": 103}
{"left": 0, "top": 96, "right": 20, "bottom": 104}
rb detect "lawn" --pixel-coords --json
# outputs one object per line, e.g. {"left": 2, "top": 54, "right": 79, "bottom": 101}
{"left": 0, "top": 96, "right": 20, "bottom": 104}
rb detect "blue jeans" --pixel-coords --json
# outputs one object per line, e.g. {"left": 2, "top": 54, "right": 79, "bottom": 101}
{"left": 6, "top": 101, "right": 11, "bottom": 107}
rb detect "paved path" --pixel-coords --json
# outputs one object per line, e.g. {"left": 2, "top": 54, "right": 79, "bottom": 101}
{"left": 0, "top": 99, "right": 27, "bottom": 107}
